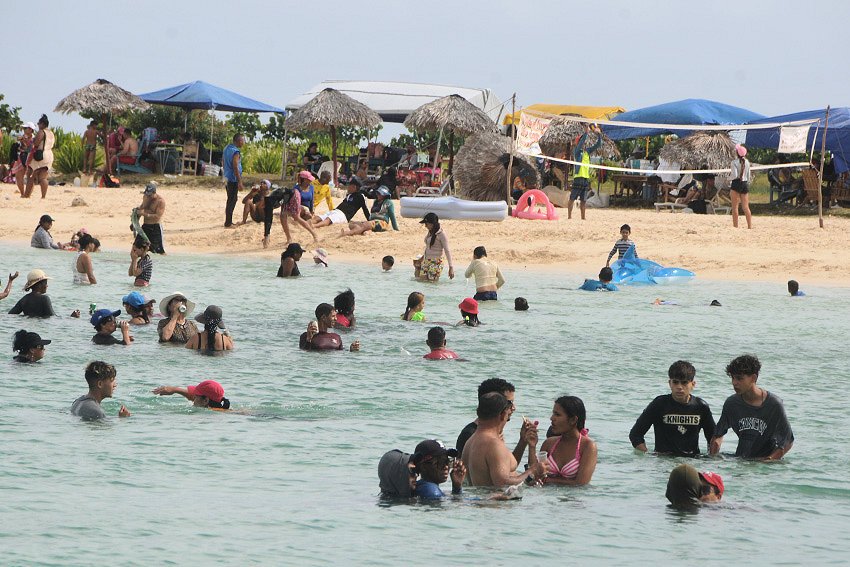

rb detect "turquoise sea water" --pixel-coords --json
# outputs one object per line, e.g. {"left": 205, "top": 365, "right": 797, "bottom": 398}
{"left": 1, "top": 242, "right": 849, "bottom": 566}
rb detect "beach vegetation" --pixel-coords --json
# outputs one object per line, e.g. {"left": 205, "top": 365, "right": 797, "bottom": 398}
{"left": 52, "top": 129, "right": 104, "bottom": 174}
{"left": 242, "top": 141, "right": 284, "bottom": 174}
{"left": 0, "top": 94, "right": 23, "bottom": 132}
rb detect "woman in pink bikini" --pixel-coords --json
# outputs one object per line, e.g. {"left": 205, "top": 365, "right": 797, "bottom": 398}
{"left": 540, "top": 396, "right": 597, "bottom": 485}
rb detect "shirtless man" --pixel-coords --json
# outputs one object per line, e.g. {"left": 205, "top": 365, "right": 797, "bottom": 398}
{"left": 137, "top": 182, "right": 166, "bottom": 254}
{"left": 111, "top": 128, "right": 139, "bottom": 170}
{"left": 462, "top": 392, "right": 549, "bottom": 487}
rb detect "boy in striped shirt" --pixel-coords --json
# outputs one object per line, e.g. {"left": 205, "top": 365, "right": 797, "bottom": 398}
{"left": 606, "top": 224, "right": 637, "bottom": 266}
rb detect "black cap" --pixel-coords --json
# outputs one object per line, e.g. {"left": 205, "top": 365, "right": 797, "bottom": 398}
{"left": 22, "top": 331, "right": 51, "bottom": 350}
{"left": 412, "top": 439, "right": 458, "bottom": 466}
{"left": 420, "top": 212, "right": 439, "bottom": 224}
{"left": 39, "top": 214, "right": 54, "bottom": 224}
{"left": 710, "top": 299, "right": 722, "bottom": 307}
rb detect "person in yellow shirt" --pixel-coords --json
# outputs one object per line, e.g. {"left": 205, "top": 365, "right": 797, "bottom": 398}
{"left": 312, "top": 170, "right": 335, "bottom": 213}
{"left": 464, "top": 246, "right": 505, "bottom": 301}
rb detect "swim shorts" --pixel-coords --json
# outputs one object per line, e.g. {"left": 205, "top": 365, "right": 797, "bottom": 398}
{"left": 372, "top": 219, "right": 389, "bottom": 232}
{"left": 84, "top": 144, "right": 97, "bottom": 152}
{"left": 730, "top": 180, "right": 749, "bottom": 194}
{"left": 320, "top": 209, "right": 347, "bottom": 224}
{"left": 118, "top": 156, "right": 135, "bottom": 165}
{"left": 570, "top": 177, "right": 590, "bottom": 201}
{"left": 473, "top": 290, "right": 498, "bottom": 301}
{"left": 421, "top": 257, "right": 443, "bottom": 279}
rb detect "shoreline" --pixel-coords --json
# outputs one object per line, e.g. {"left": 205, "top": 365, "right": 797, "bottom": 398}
{"left": 2, "top": 182, "right": 849, "bottom": 286}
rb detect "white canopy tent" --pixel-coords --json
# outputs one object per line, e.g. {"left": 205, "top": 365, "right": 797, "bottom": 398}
{"left": 285, "top": 80, "right": 508, "bottom": 124}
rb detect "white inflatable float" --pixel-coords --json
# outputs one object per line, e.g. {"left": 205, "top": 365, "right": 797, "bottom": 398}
{"left": 400, "top": 196, "right": 507, "bottom": 221}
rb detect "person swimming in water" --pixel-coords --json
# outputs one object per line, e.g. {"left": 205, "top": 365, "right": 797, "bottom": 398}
{"left": 378, "top": 449, "right": 417, "bottom": 499}
{"left": 300, "top": 302, "right": 360, "bottom": 351}
{"left": 423, "top": 326, "right": 459, "bottom": 360}
{"left": 411, "top": 439, "right": 465, "bottom": 500}
{"left": 666, "top": 463, "right": 723, "bottom": 508}
{"left": 457, "top": 298, "right": 481, "bottom": 326}
{"left": 12, "top": 329, "right": 50, "bottom": 363}
{"left": 579, "top": 267, "right": 618, "bottom": 291}
{"left": 90, "top": 308, "right": 133, "bottom": 345}
{"left": 152, "top": 380, "right": 231, "bottom": 410}
{"left": 333, "top": 288, "right": 356, "bottom": 329}
{"left": 402, "top": 292, "right": 425, "bottom": 322}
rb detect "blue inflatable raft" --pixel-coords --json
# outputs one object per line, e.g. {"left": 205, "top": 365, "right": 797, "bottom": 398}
{"left": 609, "top": 245, "right": 695, "bottom": 285}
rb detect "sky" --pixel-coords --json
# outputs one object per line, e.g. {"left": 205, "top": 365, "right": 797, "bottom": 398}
{"left": 4, "top": 0, "right": 847, "bottom": 142}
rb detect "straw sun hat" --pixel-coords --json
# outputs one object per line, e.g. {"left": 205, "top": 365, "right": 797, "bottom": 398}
{"left": 23, "top": 269, "right": 52, "bottom": 291}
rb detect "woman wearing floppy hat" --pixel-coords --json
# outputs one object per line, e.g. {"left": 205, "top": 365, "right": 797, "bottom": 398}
{"left": 414, "top": 212, "right": 454, "bottom": 282}
{"left": 186, "top": 305, "right": 233, "bottom": 352}
{"left": 152, "top": 379, "right": 231, "bottom": 410}
{"left": 339, "top": 186, "right": 399, "bottom": 236}
{"left": 31, "top": 214, "right": 63, "bottom": 249}
{"left": 12, "top": 329, "right": 51, "bottom": 363}
{"left": 728, "top": 145, "right": 753, "bottom": 229}
{"left": 157, "top": 292, "right": 198, "bottom": 343}
{"left": 8, "top": 269, "right": 55, "bottom": 318}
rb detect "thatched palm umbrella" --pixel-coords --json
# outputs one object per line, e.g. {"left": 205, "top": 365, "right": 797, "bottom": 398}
{"left": 284, "top": 88, "right": 381, "bottom": 185}
{"left": 538, "top": 117, "right": 620, "bottom": 159}
{"left": 403, "top": 94, "right": 498, "bottom": 178}
{"left": 658, "top": 131, "right": 736, "bottom": 169}
{"left": 455, "top": 132, "right": 541, "bottom": 202}
{"left": 55, "top": 79, "right": 149, "bottom": 174}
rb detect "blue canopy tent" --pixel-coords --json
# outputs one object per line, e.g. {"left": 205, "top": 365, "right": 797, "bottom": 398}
{"left": 138, "top": 80, "right": 284, "bottom": 165}
{"left": 745, "top": 108, "right": 850, "bottom": 174}
{"left": 601, "top": 98, "right": 765, "bottom": 140}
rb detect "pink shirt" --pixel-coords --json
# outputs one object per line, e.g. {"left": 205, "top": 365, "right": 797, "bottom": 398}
{"left": 423, "top": 349, "right": 459, "bottom": 360}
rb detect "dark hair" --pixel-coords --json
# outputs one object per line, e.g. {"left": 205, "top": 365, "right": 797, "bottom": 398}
{"left": 599, "top": 267, "right": 613, "bottom": 282}
{"left": 29, "top": 280, "right": 48, "bottom": 294}
{"left": 477, "top": 392, "right": 511, "bottom": 420}
{"left": 209, "top": 397, "right": 231, "bottom": 410}
{"left": 473, "top": 246, "right": 487, "bottom": 258}
{"left": 85, "top": 361, "right": 116, "bottom": 388}
{"left": 78, "top": 233, "right": 95, "bottom": 250}
{"left": 726, "top": 354, "right": 761, "bottom": 378}
{"left": 425, "top": 214, "right": 441, "bottom": 249}
{"left": 38, "top": 114, "right": 49, "bottom": 127}
{"left": 460, "top": 311, "right": 479, "bottom": 327}
{"left": 282, "top": 243, "right": 304, "bottom": 260}
{"left": 402, "top": 292, "right": 424, "bottom": 320}
{"left": 426, "top": 326, "right": 445, "bottom": 348}
{"left": 12, "top": 330, "right": 30, "bottom": 354}
{"left": 308, "top": 142, "right": 318, "bottom": 149}
{"left": 478, "top": 378, "right": 515, "bottom": 399}
{"left": 514, "top": 297, "right": 529, "bottom": 311}
{"left": 203, "top": 316, "right": 222, "bottom": 353}
{"left": 233, "top": 132, "right": 245, "bottom": 143}
{"left": 787, "top": 280, "right": 799, "bottom": 294}
{"left": 315, "top": 302, "right": 334, "bottom": 320}
{"left": 382, "top": 255, "right": 394, "bottom": 267}
{"left": 36, "top": 215, "right": 52, "bottom": 232}
{"left": 668, "top": 360, "right": 696, "bottom": 382}
{"left": 554, "top": 395, "right": 587, "bottom": 432}
{"left": 133, "top": 235, "right": 149, "bottom": 250}
{"left": 620, "top": 224, "right": 631, "bottom": 232}
{"left": 334, "top": 288, "right": 355, "bottom": 318}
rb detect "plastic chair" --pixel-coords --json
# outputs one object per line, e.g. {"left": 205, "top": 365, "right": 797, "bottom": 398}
{"left": 181, "top": 141, "right": 199, "bottom": 175}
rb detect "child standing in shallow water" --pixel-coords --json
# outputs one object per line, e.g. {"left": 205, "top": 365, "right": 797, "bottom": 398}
{"left": 606, "top": 224, "right": 637, "bottom": 267}
{"left": 82, "top": 122, "right": 98, "bottom": 174}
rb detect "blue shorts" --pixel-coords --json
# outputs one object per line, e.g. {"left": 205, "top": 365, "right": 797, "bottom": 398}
{"left": 473, "top": 290, "right": 498, "bottom": 301}
{"left": 570, "top": 177, "right": 590, "bottom": 201}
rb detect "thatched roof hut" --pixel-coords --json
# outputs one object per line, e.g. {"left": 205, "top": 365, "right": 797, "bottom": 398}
{"left": 404, "top": 94, "right": 498, "bottom": 176}
{"left": 455, "top": 133, "right": 541, "bottom": 202}
{"left": 538, "top": 116, "right": 620, "bottom": 159}
{"left": 284, "top": 88, "right": 381, "bottom": 131}
{"left": 284, "top": 88, "right": 381, "bottom": 184}
{"left": 54, "top": 78, "right": 149, "bottom": 115}
{"left": 658, "top": 131, "right": 736, "bottom": 169}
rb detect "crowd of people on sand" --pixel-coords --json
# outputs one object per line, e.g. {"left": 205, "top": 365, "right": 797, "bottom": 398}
{"left": 1, "top": 127, "right": 805, "bottom": 510}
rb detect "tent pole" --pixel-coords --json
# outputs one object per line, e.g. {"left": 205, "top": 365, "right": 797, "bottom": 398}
{"left": 184, "top": 109, "right": 188, "bottom": 132}
{"left": 280, "top": 126, "right": 288, "bottom": 181}
{"left": 210, "top": 110, "right": 215, "bottom": 166}
{"left": 506, "top": 95, "right": 517, "bottom": 213}
{"left": 433, "top": 127, "right": 443, "bottom": 182}
{"left": 817, "top": 105, "right": 830, "bottom": 229}
{"left": 102, "top": 112, "right": 110, "bottom": 176}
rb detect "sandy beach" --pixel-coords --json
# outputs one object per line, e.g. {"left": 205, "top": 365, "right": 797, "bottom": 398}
{"left": 1, "top": 181, "right": 847, "bottom": 285}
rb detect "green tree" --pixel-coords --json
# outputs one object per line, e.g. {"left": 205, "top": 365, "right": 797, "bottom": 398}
{"left": 262, "top": 113, "right": 287, "bottom": 140}
{"left": 227, "top": 112, "right": 262, "bottom": 141}
{"left": 0, "top": 94, "right": 22, "bottom": 132}
{"left": 390, "top": 129, "right": 465, "bottom": 154}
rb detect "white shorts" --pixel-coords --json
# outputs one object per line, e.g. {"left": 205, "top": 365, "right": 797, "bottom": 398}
{"left": 320, "top": 209, "right": 347, "bottom": 224}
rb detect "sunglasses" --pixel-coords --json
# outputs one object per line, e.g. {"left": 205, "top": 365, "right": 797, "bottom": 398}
{"left": 669, "top": 379, "right": 693, "bottom": 385}
{"left": 32, "top": 345, "right": 45, "bottom": 350}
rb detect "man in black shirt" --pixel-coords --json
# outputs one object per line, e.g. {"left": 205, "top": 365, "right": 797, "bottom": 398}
{"left": 90, "top": 308, "right": 132, "bottom": 345}
{"left": 310, "top": 180, "right": 370, "bottom": 228}
{"left": 629, "top": 360, "right": 715, "bottom": 456}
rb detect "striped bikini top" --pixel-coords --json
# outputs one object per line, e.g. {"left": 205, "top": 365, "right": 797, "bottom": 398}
{"left": 547, "top": 434, "right": 585, "bottom": 480}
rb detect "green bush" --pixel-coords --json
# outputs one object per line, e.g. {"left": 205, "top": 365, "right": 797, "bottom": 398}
{"left": 244, "top": 141, "right": 283, "bottom": 174}
{"left": 53, "top": 132, "right": 104, "bottom": 174}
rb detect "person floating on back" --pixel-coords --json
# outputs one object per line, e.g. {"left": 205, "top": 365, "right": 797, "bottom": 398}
{"left": 423, "top": 326, "right": 458, "bottom": 360}
{"left": 629, "top": 360, "right": 715, "bottom": 457}
{"left": 71, "top": 361, "right": 131, "bottom": 420}
{"left": 710, "top": 354, "right": 794, "bottom": 460}
{"left": 788, "top": 280, "right": 805, "bottom": 296}
{"left": 606, "top": 224, "right": 637, "bottom": 267}
{"left": 579, "top": 267, "right": 618, "bottom": 291}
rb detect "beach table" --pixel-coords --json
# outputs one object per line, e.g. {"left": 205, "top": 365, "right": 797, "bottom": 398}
{"left": 611, "top": 174, "right": 648, "bottom": 202}
{"left": 152, "top": 143, "right": 184, "bottom": 174}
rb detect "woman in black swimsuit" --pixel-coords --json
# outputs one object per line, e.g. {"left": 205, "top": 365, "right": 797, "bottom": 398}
{"left": 185, "top": 305, "right": 233, "bottom": 352}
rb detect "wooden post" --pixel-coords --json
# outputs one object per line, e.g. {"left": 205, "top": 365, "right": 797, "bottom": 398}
{"left": 448, "top": 129, "right": 455, "bottom": 177}
{"left": 102, "top": 112, "right": 111, "bottom": 175}
{"left": 331, "top": 125, "right": 338, "bottom": 186}
{"left": 817, "top": 106, "right": 830, "bottom": 229}
{"left": 506, "top": 94, "right": 517, "bottom": 213}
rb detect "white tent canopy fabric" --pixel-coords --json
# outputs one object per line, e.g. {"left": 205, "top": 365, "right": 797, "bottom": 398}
{"left": 286, "top": 80, "right": 507, "bottom": 124}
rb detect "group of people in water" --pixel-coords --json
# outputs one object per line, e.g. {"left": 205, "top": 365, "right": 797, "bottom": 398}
{"left": 381, "top": 354, "right": 793, "bottom": 508}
